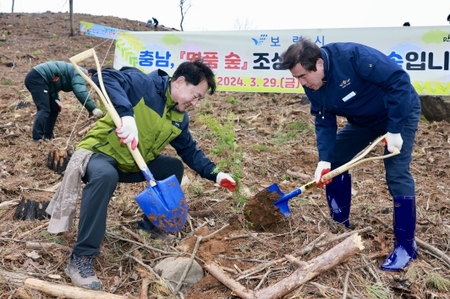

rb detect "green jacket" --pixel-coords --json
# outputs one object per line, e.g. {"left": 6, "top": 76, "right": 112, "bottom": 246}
{"left": 33, "top": 61, "right": 97, "bottom": 112}
{"left": 77, "top": 68, "right": 218, "bottom": 181}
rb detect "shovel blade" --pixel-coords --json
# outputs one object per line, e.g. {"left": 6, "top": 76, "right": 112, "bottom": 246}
{"left": 266, "top": 183, "right": 284, "bottom": 197}
{"left": 134, "top": 174, "right": 188, "bottom": 232}
{"left": 266, "top": 184, "right": 291, "bottom": 217}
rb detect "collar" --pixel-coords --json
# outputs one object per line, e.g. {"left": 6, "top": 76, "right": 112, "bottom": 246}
{"left": 165, "top": 83, "right": 178, "bottom": 109}
{"left": 320, "top": 48, "right": 330, "bottom": 83}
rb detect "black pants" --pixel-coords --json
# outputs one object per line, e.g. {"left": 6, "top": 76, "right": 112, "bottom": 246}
{"left": 25, "top": 69, "right": 59, "bottom": 140}
{"left": 73, "top": 153, "right": 184, "bottom": 256}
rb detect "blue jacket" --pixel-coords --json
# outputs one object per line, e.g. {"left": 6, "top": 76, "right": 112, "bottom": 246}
{"left": 77, "top": 67, "right": 218, "bottom": 181}
{"left": 304, "top": 42, "right": 420, "bottom": 162}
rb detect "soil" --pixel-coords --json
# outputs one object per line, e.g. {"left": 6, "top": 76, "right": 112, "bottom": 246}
{"left": 1, "top": 11, "right": 450, "bottom": 299}
{"left": 244, "top": 189, "right": 286, "bottom": 231}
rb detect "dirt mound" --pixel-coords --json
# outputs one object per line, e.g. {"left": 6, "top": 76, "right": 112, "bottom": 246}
{"left": 1, "top": 11, "right": 450, "bottom": 299}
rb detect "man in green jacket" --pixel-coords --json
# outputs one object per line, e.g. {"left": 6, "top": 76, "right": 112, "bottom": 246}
{"left": 25, "top": 61, "right": 104, "bottom": 141}
{"left": 62, "top": 59, "right": 236, "bottom": 290}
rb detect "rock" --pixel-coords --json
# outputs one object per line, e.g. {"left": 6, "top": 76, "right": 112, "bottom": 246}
{"left": 419, "top": 96, "right": 450, "bottom": 122}
{"left": 154, "top": 257, "right": 204, "bottom": 292}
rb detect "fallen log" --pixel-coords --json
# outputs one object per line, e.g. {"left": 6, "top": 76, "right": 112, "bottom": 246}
{"left": 0, "top": 269, "right": 132, "bottom": 299}
{"left": 205, "top": 233, "right": 364, "bottom": 299}
{"left": 25, "top": 278, "right": 134, "bottom": 298}
{"left": 0, "top": 198, "right": 19, "bottom": 208}
{"left": 25, "top": 241, "right": 72, "bottom": 252}
{"left": 78, "top": 123, "right": 96, "bottom": 136}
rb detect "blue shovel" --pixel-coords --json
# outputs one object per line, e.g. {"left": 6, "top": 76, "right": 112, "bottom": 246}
{"left": 70, "top": 49, "right": 188, "bottom": 232}
{"left": 272, "top": 134, "right": 399, "bottom": 217}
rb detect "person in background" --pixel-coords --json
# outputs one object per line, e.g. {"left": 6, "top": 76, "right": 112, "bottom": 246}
{"left": 60, "top": 59, "right": 236, "bottom": 290}
{"left": 25, "top": 61, "right": 104, "bottom": 141}
{"left": 280, "top": 39, "right": 421, "bottom": 272}
{"left": 152, "top": 17, "right": 159, "bottom": 29}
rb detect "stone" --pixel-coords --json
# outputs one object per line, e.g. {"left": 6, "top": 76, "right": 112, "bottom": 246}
{"left": 419, "top": 96, "right": 450, "bottom": 122}
{"left": 154, "top": 257, "right": 204, "bottom": 292}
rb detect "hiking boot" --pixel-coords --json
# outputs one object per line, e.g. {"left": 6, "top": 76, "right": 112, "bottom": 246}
{"left": 136, "top": 218, "right": 176, "bottom": 241}
{"left": 65, "top": 253, "right": 101, "bottom": 290}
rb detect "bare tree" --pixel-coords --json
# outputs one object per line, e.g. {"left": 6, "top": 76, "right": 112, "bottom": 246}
{"left": 234, "top": 18, "right": 255, "bottom": 30}
{"left": 11, "top": 0, "right": 15, "bottom": 12}
{"left": 69, "top": 0, "right": 75, "bottom": 36}
{"left": 179, "top": 0, "right": 191, "bottom": 31}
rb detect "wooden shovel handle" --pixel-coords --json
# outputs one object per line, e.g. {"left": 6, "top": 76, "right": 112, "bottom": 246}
{"left": 293, "top": 134, "right": 399, "bottom": 195}
{"left": 321, "top": 133, "right": 399, "bottom": 182}
{"left": 69, "top": 49, "right": 154, "bottom": 183}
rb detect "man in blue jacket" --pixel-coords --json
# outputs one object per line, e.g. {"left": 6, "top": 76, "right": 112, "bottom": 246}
{"left": 280, "top": 39, "right": 421, "bottom": 272}
{"left": 63, "top": 59, "right": 236, "bottom": 290}
{"left": 25, "top": 61, "right": 104, "bottom": 141}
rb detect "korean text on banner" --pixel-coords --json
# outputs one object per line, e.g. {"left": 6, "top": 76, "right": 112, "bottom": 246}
{"left": 113, "top": 26, "right": 450, "bottom": 95}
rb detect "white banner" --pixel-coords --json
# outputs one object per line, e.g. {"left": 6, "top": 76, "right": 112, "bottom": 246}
{"left": 80, "top": 21, "right": 125, "bottom": 39}
{"left": 114, "top": 27, "right": 450, "bottom": 95}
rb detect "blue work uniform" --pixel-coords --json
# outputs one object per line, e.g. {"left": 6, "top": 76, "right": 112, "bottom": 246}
{"left": 304, "top": 42, "right": 421, "bottom": 196}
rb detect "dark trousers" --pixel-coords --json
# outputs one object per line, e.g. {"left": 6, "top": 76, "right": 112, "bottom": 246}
{"left": 73, "top": 153, "right": 184, "bottom": 256}
{"left": 25, "top": 69, "right": 59, "bottom": 140}
{"left": 331, "top": 101, "right": 421, "bottom": 197}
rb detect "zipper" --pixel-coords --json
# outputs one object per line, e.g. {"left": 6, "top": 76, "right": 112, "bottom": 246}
{"left": 320, "top": 48, "right": 331, "bottom": 120}
{"left": 157, "top": 132, "right": 174, "bottom": 150}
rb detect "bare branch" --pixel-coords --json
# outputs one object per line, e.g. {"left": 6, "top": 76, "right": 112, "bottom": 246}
{"left": 179, "top": 0, "right": 192, "bottom": 31}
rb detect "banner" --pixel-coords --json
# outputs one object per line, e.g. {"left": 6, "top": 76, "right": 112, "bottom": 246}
{"left": 113, "top": 27, "right": 450, "bottom": 95}
{"left": 80, "top": 21, "right": 125, "bottom": 39}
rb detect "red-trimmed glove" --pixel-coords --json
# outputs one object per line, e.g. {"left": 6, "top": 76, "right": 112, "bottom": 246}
{"left": 116, "top": 116, "right": 138, "bottom": 150}
{"left": 314, "top": 161, "right": 332, "bottom": 187}
{"left": 216, "top": 172, "right": 236, "bottom": 192}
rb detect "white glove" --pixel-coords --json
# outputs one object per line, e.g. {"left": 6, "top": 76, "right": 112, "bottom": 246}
{"left": 116, "top": 116, "right": 138, "bottom": 149}
{"left": 386, "top": 132, "right": 403, "bottom": 152}
{"left": 314, "top": 161, "right": 331, "bottom": 185}
{"left": 216, "top": 172, "right": 236, "bottom": 192}
{"left": 91, "top": 108, "right": 104, "bottom": 118}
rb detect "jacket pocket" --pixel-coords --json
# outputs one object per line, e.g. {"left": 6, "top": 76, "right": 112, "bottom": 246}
{"left": 359, "top": 58, "right": 390, "bottom": 84}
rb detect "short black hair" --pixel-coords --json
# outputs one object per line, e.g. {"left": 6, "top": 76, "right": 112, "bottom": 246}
{"left": 172, "top": 59, "right": 216, "bottom": 95}
{"left": 88, "top": 68, "right": 97, "bottom": 76}
{"left": 280, "top": 38, "right": 322, "bottom": 72}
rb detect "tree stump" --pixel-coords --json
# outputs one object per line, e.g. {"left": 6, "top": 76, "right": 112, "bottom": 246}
{"left": 14, "top": 196, "right": 50, "bottom": 221}
{"left": 46, "top": 147, "right": 73, "bottom": 174}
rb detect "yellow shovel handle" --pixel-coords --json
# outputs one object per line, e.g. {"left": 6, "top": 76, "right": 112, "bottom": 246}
{"left": 69, "top": 49, "right": 154, "bottom": 183}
